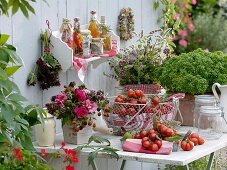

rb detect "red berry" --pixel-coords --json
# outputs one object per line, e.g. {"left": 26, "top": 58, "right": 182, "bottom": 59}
{"left": 72, "top": 121, "right": 76, "bottom": 124}
{"left": 140, "top": 130, "right": 148, "bottom": 138}
{"left": 88, "top": 121, "right": 93, "bottom": 126}
{"left": 98, "top": 112, "right": 102, "bottom": 116}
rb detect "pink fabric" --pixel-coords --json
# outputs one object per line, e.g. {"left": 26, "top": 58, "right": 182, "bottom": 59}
{"left": 122, "top": 139, "right": 173, "bottom": 155}
{"left": 166, "top": 93, "right": 185, "bottom": 100}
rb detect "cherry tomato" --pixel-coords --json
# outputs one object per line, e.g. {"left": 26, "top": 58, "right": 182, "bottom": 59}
{"left": 129, "top": 100, "right": 138, "bottom": 104}
{"left": 142, "top": 137, "right": 149, "bottom": 143}
{"left": 149, "top": 143, "right": 159, "bottom": 152}
{"left": 135, "top": 134, "right": 141, "bottom": 139}
{"left": 139, "top": 97, "right": 148, "bottom": 104}
{"left": 149, "top": 132, "right": 157, "bottom": 141}
{"left": 154, "top": 140, "right": 162, "bottom": 148}
{"left": 115, "top": 97, "right": 124, "bottom": 103}
{"left": 127, "top": 90, "right": 135, "bottom": 98}
{"left": 181, "top": 141, "right": 194, "bottom": 151}
{"left": 117, "top": 95, "right": 125, "bottom": 99}
{"left": 159, "top": 125, "right": 168, "bottom": 135}
{"left": 190, "top": 138, "right": 198, "bottom": 146}
{"left": 152, "top": 97, "right": 160, "bottom": 106}
{"left": 142, "top": 140, "right": 151, "bottom": 148}
{"left": 140, "top": 130, "right": 148, "bottom": 138}
{"left": 165, "top": 128, "right": 174, "bottom": 137}
{"left": 198, "top": 138, "right": 205, "bottom": 145}
{"left": 147, "top": 129, "right": 156, "bottom": 136}
{"left": 189, "top": 133, "right": 200, "bottom": 140}
{"left": 135, "top": 90, "right": 144, "bottom": 98}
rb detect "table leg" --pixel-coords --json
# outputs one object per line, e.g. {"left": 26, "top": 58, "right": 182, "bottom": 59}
{"left": 120, "top": 160, "right": 126, "bottom": 170}
{"left": 206, "top": 152, "right": 215, "bottom": 170}
{"left": 184, "top": 164, "right": 189, "bottom": 170}
{"left": 90, "top": 159, "right": 98, "bottom": 170}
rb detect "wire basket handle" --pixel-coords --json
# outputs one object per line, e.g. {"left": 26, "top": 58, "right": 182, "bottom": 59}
{"left": 122, "top": 100, "right": 151, "bottom": 128}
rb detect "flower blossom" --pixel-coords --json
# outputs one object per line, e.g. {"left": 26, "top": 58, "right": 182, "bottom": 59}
{"left": 84, "top": 99, "right": 98, "bottom": 113}
{"left": 66, "top": 164, "right": 75, "bottom": 170}
{"left": 63, "top": 148, "right": 79, "bottom": 163}
{"left": 13, "top": 147, "right": 24, "bottom": 161}
{"left": 74, "top": 106, "right": 89, "bottom": 118}
{"left": 188, "top": 23, "right": 195, "bottom": 31}
{"left": 55, "top": 94, "right": 67, "bottom": 106}
{"left": 191, "top": 0, "right": 197, "bottom": 5}
{"left": 74, "top": 89, "right": 87, "bottom": 102}
{"left": 178, "top": 30, "right": 188, "bottom": 37}
{"left": 173, "top": 13, "right": 181, "bottom": 20}
{"left": 41, "top": 149, "right": 49, "bottom": 157}
{"left": 178, "top": 40, "right": 188, "bottom": 47}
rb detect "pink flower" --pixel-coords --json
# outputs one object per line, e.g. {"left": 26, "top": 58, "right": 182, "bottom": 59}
{"left": 191, "top": 0, "right": 197, "bottom": 5}
{"left": 170, "top": 37, "right": 178, "bottom": 42}
{"left": 66, "top": 164, "right": 75, "bottom": 170}
{"left": 74, "top": 89, "right": 87, "bottom": 102}
{"left": 84, "top": 99, "right": 98, "bottom": 113}
{"left": 173, "top": 13, "right": 180, "bottom": 20}
{"left": 183, "top": 2, "right": 189, "bottom": 8}
{"left": 178, "top": 30, "right": 188, "bottom": 37}
{"left": 178, "top": 40, "right": 188, "bottom": 47}
{"left": 188, "top": 23, "right": 195, "bottom": 31}
{"left": 55, "top": 94, "right": 67, "bottom": 106}
{"left": 169, "top": 0, "right": 176, "bottom": 3}
{"left": 74, "top": 106, "right": 89, "bottom": 118}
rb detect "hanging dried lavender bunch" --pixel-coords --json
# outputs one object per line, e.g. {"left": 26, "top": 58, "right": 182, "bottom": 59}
{"left": 27, "top": 30, "right": 62, "bottom": 90}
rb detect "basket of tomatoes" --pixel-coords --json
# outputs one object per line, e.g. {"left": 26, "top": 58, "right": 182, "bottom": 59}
{"left": 103, "top": 89, "right": 179, "bottom": 135}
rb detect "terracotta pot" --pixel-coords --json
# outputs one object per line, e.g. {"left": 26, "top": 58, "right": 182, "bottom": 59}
{"left": 176, "top": 94, "right": 195, "bottom": 126}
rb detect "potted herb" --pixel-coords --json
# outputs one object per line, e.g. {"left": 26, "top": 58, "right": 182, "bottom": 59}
{"left": 156, "top": 48, "right": 227, "bottom": 125}
{"left": 109, "top": 29, "right": 172, "bottom": 94}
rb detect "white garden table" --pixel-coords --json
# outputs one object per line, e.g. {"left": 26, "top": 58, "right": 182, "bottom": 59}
{"left": 34, "top": 127, "right": 227, "bottom": 170}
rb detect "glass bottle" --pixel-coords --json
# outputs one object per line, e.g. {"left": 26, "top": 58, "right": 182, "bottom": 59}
{"left": 100, "top": 16, "right": 112, "bottom": 53}
{"left": 73, "top": 17, "right": 83, "bottom": 56}
{"left": 59, "top": 18, "right": 73, "bottom": 47}
{"left": 88, "top": 11, "right": 100, "bottom": 38}
{"left": 81, "top": 30, "right": 91, "bottom": 58}
{"left": 194, "top": 97, "right": 217, "bottom": 129}
{"left": 198, "top": 106, "right": 223, "bottom": 140}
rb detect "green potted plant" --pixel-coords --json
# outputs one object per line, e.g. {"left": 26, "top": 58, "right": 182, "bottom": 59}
{"left": 156, "top": 48, "right": 227, "bottom": 125}
{"left": 109, "top": 29, "right": 173, "bottom": 94}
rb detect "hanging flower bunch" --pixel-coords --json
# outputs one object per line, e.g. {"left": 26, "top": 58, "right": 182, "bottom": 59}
{"left": 118, "top": 8, "right": 135, "bottom": 41}
{"left": 45, "top": 82, "right": 109, "bottom": 132}
{"left": 27, "top": 30, "right": 62, "bottom": 90}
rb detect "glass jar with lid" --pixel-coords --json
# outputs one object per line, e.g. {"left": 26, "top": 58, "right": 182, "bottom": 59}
{"left": 194, "top": 97, "right": 217, "bottom": 129}
{"left": 198, "top": 106, "right": 223, "bottom": 140}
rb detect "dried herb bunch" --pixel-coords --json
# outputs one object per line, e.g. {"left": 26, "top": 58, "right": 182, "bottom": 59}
{"left": 27, "top": 31, "right": 62, "bottom": 90}
{"left": 109, "top": 29, "right": 172, "bottom": 85}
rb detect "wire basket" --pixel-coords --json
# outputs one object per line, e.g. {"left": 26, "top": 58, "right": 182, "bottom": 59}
{"left": 104, "top": 96, "right": 179, "bottom": 135}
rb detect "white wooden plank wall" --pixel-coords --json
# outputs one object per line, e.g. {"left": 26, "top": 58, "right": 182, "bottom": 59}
{"left": 0, "top": 0, "right": 162, "bottom": 169}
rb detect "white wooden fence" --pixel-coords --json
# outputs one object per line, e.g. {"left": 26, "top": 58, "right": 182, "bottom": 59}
{"left": 0, "top": 0, "right": 163, "bottom": 169}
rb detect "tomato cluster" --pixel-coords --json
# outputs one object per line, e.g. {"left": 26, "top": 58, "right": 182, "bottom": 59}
{"left": 180, "top": 133, "right": 205, "bottom": 151}
{"left": 131, "top": 121, "right": 176, "bottom": 152}
{"left": 115, "top": 90, "right": 148, "bottom": 104}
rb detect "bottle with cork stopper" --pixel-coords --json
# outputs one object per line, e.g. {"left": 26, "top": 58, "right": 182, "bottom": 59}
{"left": 100, "top": 16, "right": 112, "bottom": 53}
{"left": 73, "top": 17, "right": 83, "bottom": 56}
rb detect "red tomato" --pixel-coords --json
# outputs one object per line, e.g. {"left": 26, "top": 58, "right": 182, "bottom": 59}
{"left": 115, "top": 97, "right": 124, "bottom": 103}
{"left": 189, "top": 133, "right": 200, "bottom": 140}
{"left": 142, "top": 137, "right": 149, "bottom": 143}
{"left": 135, "top": 90, "right": 144, "bottom": 98}
{"left": 190, "top": 138, "right": 198, "bottom": 146}
{"left": 149, "top": 133, "right": 157, "bottom": 141}
{"left": 127, "top": 108, "right": 137, "bottom": 116}
{"left": 129, "top": 100, "right": 138, "bottom": 104}
{"left": 181, "top": 141, "right": 194, "bottom": 151}
{"left": 127, "top": 90, "right": 135, "bottom": 98}
{"left": 165, "top": 128, "right": 174, "bottom": 137}
{"left": 154, "top": 140, "right": 162, "bottom": 148}
{"left": 159, "top": 125, "right": 168, "bottom": 135}
{"left": 135, "top": 134, "right": 141, "bottom": 139}
{"left": 132, "top": 92, "right": 138, "bottom": 99}
{"left": 140, "top": 130, "right": 148, "bottom": 138}
{"left": 149, "top": 144, "right": 159, "bottom": 152}
{"left": 198, "top": 138, "right": 205, "bottom": 145}
{"left": 117, "top": 95, "right": 125, "bottom": 99}
{"left": 139, "top": 97, "right": 148, "bottom": 104}
{"left": 142, "top": 140, "right": 151, "bottom": 148}
{"left": 152, "top": 97, "right": 160, "bottom": 106}
{"left": 147, "top": 129, "right": 156, "bottom": 136}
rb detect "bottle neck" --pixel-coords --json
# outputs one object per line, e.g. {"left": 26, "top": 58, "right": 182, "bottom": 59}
{"left": 74, "top": 22, "right": 80, "bottom": 31}
{"left": 90, "top": 14, "right": 97, "bottom": 21}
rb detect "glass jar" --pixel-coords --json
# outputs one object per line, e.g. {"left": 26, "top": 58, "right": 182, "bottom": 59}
{"left": 194, "top": 97, "right": 217, "bottom": 128}
{"left": 198, "top": 106, "right": 223, "bottom": 140}
{"left": 81, "top": 30, "right": 91, "bottom": 58}
{"left": 91, "top": 38, "right": 104, "bottom": 54}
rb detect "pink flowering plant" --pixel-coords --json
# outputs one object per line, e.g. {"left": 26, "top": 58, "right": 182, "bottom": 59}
{"left": 46, "top": 82, "right": 109, "bottom": 131}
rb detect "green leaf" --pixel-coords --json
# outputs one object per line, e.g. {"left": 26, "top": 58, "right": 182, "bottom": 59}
{"left": 21, "top": 0, "right": 35, "bottom": 14}
{"left": 166, "top": 134, "right": 183, "bottom": 142}
{"left": 99, "top": 148, "right": 119, "bottom": 159}
{"left": 88, "top": 136, "right": 111, "bottom": 146}
{"left": 153, "top": 114, "right": 157, "bottom": 129}
{"left": 12, "top": 0, "right": 19, "bottom": 15}
{"left": 88, "top": 150, "right": 99, "bottom": 165}
{"left": 19, "top": 3, "right": 29, "bottom": 18}
{"left": 0, "top": 67, "right": 8, "bottom": 79}
{"left": 154, "top": 1, "right": 159, "bottom": 10}
{"left": 8, "top": 93, "right": 27, "bottom": 102}
{"left": 1, "top": 104, "right": 15, "bottom": 122}
{"left": 0, "top": 34, "right": 9, "bottom": 45}
{"left": 4, "top": 65, "right": 21, "bottom": 77}
{"left": 5, "top": 48, "right": 24, "bottom": 66}
{"left": 0, "top": 48, "right": 10, "bottom": 69}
